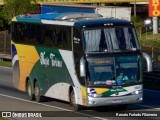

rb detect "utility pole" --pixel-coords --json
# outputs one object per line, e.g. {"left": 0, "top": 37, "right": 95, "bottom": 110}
{"left": 153, "top": 17, "right": 158, "bottom": 34}
{"left": 134, "top": 0, "right": 136, "bottom": 16}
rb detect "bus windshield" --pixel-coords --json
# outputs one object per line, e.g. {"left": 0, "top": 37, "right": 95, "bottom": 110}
{"left": 87, "top": 55, "right": 141, "bottom": 86}
{"left": 83, "top": 27, "right": 139, "bottom": 52}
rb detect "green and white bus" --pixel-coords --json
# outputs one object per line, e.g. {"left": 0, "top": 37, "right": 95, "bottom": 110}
{"left": 11, "top": 12, "right": 143, "bottom": 110}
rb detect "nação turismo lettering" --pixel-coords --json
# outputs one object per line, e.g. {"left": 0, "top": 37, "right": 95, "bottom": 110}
{"left": 40, "top": 52, "right": 62, "bottom": 67}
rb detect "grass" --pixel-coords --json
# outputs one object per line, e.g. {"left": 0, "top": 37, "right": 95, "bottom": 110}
{"left": 0, "top": 118, "right": 9, "bottom": 120}
{"left": 0, "top": 59, "right": 12, "bottom": 67}
{"left": 139, "top": 31, "right": 160, "bottom": 47}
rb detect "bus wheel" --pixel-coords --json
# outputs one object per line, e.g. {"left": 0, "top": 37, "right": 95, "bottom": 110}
{"left": 70, "top": 90, "right": 81, "bottom": 111}
{"left": 34, "top": 81, "right": 43, "bottom": 102}
{"left": 27, "top": 80, "right": 35, "bottom": 100}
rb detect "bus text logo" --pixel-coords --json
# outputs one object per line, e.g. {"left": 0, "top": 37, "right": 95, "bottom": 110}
{"left": 40, "top": 52, "right": 62, "bottom": 68}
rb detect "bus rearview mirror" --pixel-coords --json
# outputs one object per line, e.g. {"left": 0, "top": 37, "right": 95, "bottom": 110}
{"left": 80, "top": 57, "right": 86, "bottom": 77}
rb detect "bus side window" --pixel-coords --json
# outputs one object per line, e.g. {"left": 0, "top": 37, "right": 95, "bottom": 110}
{"left": 52, "top": 28, "right": 58, "bottom": 47}
{"left": 21, "top": 23, "right": 28, "bottom": 43}
{"left": 12, "top": 22, "right": 31, "bottom": 45}
{"left": 28, "top": 23, "right": 36, "bottom": 45}
{"left": 53, "top": 26, "right": 63, "bottom": 49}
{"left": 63, "top": 26, "right": 71, "bottom": 50}
{"left": 36, "top": 24, "right": 44, "bottom": 45}
{"left": 13, "top": 23, "right": 24, "bottom": 43}
{"left": 73, "top": 28, "right": 83, "bottom": 52}
{"left": 44, "top": 25, "right": 54, "bottom": 47}
{"left": 43, "top": 25, "right": 72, "bottom": 50}
{"left": 11, "top": 22, "right": 18, "bottom": 42}
{"left": 73, "top": 28, "right": 84, "bottom": 85}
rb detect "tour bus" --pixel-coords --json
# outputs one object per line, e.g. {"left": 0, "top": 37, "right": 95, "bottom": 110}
{"left": 11, "top": 12, "right": 143, "bottom": 110}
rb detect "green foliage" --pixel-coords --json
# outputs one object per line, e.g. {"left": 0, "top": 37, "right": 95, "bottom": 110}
{"left": 0, "top": 6, "right": 5, "bottom": 29}
{"left": 131, "top": 16, "right": 144, "bottom": 38}
{"left": 0, "top": 16, "right": 4, "bottom": 28}
{"left": 0, "top": 117, "right": 9, "bottom": 120}
{"left": 139, "top": 31, "right": 160, "bottom": 47}
{"left": 131, "top": 16, "right": 144, "bottom": 29}
{"left": 1, "top": 0, "right": 38, "bottom": 24}
{"left": 0, "top": 60, "right": 12, "bottom": 67}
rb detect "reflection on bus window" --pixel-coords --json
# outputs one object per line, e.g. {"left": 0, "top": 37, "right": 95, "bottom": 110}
{"left": 87, "top": 55, "right": 141, "bottom": 86}
{"left": 83, "top": 27, "right": 139, "bottom": 52}
{"left": 11, "top": 22, "right": 72, "bottom": 50}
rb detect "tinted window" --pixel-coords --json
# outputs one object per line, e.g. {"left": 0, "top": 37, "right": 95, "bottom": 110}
{"left": 44, "top": 25, "right": 72, "bottom": 50}
{"left": 36, "top": 24, "right": 44, "bottom": 45}
{"left": 63, "top": 26, "right": 71, "bottom": 50}
{"left": 73, "top": 28, "right": 83, "bottom": 52}
{"left": 12, "top": 22, "right": 35, "bottom": 45}
{"left": 28, "top": 24, "right": 37, "bottom": 44}
{"left": 12, "top": 22, "right": 31, "bottom": 44}
{"left": 44, "top": 25, "right": 54, "bottom": 47}
{"left": 12, "top": 22, "right": 72, "bottom": 50}
{"left": 54, "top": 26, "right": 63, "bottom": 49}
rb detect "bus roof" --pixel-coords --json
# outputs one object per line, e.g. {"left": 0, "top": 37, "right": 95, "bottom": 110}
{"left": 13, "top": 13, "right": 132, "bottom": 28}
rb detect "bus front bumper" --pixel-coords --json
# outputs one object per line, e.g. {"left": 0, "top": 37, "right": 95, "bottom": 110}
{"left": 87, "top": 94, "right": 143, "bottom": 107}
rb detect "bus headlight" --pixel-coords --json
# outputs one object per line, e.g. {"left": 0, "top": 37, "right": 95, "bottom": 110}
{"left": 131, "top": 90, "right": 143, "bottom": 95}
{"left": 88, "top": 93, "right": 102, "bottom": 98}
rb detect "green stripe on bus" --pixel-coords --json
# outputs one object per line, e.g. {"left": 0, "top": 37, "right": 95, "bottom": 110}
{"left": 29, "top": 46, "right": 74, "bottom": 95}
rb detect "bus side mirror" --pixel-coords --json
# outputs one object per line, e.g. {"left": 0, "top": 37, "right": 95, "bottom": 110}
{"left": 80, "top": 57, "right": 86, "bottom": 77}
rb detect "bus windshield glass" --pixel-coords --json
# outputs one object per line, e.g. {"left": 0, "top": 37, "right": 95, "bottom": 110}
{"left": 87, "top": 55, "right": 141, "bottom": 86}
{"left": 83, "top": 27, "right": 139, "bottom": 52}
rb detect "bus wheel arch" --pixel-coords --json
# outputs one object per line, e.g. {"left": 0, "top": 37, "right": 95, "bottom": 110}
{"left": 69, "top": 86, "right": 81, "bottom": 111}
{"left": 26, "top": 77, "right": 35, "bottom": 100}
{"left": 34, "top": 79, "right": 43, "bottom": 102}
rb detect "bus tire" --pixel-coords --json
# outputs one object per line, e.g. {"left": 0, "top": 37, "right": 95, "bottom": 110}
{"left": 34, "top": 81, "right": 43, "bottom": 102}
{"left": 70, "top": 90, "right": 81, "bottom": 111}
{"left": 27, "top": 80, "right": 35, "bottom": 100}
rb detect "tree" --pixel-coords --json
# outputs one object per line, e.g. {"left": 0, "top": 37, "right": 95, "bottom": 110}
{"left": 1, "top": 0, "right": 39, "bottom": 25}
{"left": 131, "top": 16, "right": 144, "bottom": 38}
{"left": 0, "top": 6, "right": 6, "bottom": 30}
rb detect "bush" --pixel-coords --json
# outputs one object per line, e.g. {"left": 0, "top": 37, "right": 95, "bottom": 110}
{"left": 131, "top": 16, "right": 144, "bottom": 38}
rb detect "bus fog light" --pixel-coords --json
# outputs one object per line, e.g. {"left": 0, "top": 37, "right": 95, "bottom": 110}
{"left": 135, "top": 91, "right": 139, "bottom": 94}
{"left": 131, "top": 90, "right": 143, "bottom": 95}
{"left": 137, "top": 97, "right": 143, "bottom": 101}
{"left": 88, "top": 101, "right": 96, "bottom": 104}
